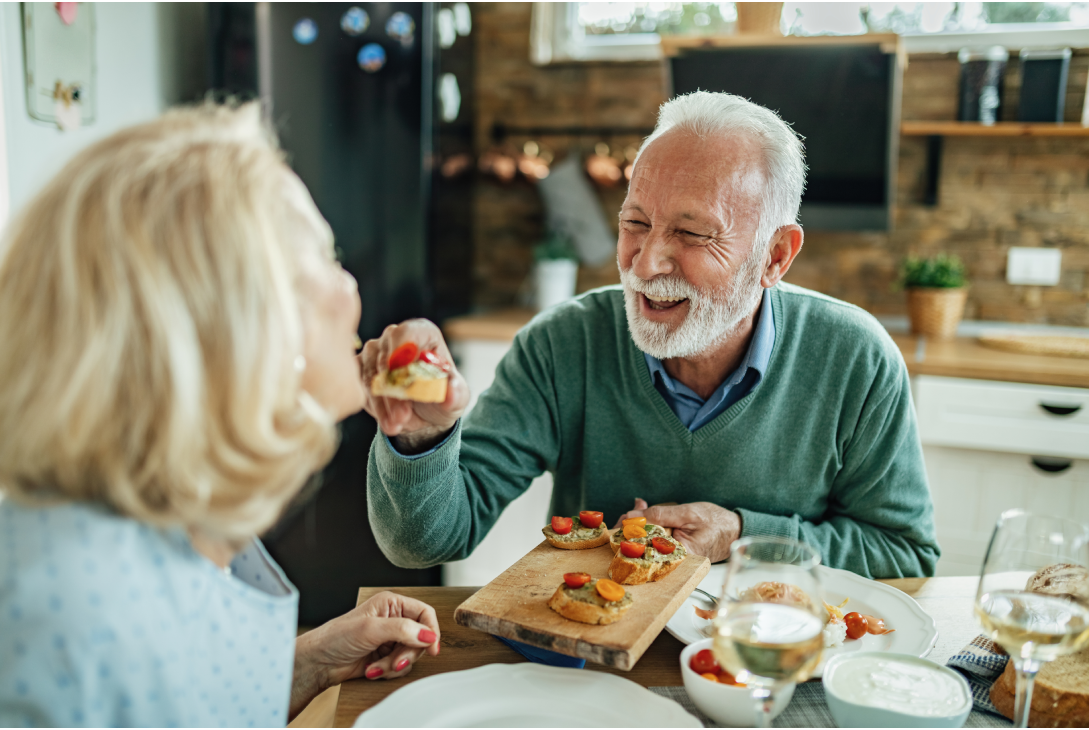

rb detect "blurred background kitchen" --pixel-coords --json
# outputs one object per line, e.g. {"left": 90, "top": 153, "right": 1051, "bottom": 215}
{"left": 2, "top": 2, "right": 1087, "bottom": 625}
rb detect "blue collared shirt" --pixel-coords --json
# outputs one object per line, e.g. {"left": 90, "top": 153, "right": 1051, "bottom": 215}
{"left": 645, "top": 287, "right": 775, "bottom": 432}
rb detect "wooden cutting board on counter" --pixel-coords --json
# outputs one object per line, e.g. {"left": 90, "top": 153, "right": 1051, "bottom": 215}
{"left": 453, "top": 535, "right": 710, "bottom": 670}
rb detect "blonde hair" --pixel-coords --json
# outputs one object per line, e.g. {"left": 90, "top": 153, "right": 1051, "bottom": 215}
{"left": 0, "top": 103, "right": 338, "bottom": 539}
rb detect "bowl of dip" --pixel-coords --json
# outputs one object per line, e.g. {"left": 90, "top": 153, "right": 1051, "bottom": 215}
{"left": 680, "top": 639, "right": 795, "bottom": 727}
{"left": 822, "top": 652, "right": 972, "bottom": 728}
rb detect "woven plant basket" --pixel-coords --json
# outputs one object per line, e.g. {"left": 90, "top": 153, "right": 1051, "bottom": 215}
{"left": 907, "top": 287, "right": 968, "bottom": 339}
{"left": 736, "top": 3, "right": 783, "bottom": 35}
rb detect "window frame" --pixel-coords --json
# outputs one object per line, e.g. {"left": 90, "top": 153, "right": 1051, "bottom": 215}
{"left": 529, "top": 2, "right": 1089, "bottom": 64}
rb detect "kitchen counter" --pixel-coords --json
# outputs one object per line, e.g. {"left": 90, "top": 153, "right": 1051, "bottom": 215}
{"left": 443, "top": 308, "right": 1089, "bottom": 389}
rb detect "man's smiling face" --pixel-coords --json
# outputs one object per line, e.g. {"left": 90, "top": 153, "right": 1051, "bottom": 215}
{"left": 617, "top": 129, "right": 770, "bottom": 360}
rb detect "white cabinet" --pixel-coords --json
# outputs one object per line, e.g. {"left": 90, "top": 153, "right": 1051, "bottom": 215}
{"left": 914, "top": 376, "right": 1089, "bottom": 577}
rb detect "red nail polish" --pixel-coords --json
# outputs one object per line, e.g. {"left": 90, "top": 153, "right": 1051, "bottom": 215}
{"left": 418, "top": 629, "right": 437, "bottom": 643}
{"left": 366, "top": 666, "right": 384, "bottom": 679}
{"left": 394, "top": 658, "right": 410, "bottom": 672}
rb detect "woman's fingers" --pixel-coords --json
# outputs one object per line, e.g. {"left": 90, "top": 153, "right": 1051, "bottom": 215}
{"left": 364, "top": 645, "right": 426, "bottom": 680}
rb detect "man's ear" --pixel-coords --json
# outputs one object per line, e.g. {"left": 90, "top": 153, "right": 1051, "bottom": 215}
{"left": 760, "top": 224, "right": 804, "bottom": 288}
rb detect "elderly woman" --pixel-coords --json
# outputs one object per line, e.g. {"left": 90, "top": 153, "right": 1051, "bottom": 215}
{"left": 0, "top": 104, "right": 442, "bottom": 726}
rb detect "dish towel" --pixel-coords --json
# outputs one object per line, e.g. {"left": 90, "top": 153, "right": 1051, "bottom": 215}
{"left": 946, "top": 635, "right": 1010, "bottom": 717}
{"left": 493, "top": 636, "right": 586, "bottom": 669}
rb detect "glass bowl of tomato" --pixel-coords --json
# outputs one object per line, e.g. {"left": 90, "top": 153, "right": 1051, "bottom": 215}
{"left": 679, "top": 638, "right": 796, "bottom": 727}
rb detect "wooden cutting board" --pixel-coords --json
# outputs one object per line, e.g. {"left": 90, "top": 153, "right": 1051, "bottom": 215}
{"left": 453, "top": 534, "right": 711, "bottom": 670}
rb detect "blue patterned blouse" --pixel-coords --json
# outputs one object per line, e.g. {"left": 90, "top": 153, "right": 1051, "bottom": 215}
{"left": 0, "top": 498, "right": 298, "bottom": 727}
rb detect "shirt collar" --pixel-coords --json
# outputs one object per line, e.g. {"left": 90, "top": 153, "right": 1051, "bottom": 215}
{"left": 644, "top": 287, "right": 775, "bottom": 399}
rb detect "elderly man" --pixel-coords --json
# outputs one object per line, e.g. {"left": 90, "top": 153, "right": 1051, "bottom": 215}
{"left": 361, "top": 91, "right": 939, "bottom": 578}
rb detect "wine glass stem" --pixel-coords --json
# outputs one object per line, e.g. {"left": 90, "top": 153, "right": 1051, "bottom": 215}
{"left": 752, "top": 687, "right": 775, "bottom": 729}
{"left": 1012, "top": 658, "right": 1041, "bottom": 729}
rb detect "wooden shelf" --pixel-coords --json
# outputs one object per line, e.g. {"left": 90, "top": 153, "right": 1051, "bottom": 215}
{"left": 902, "top": 121, "right": 1089, "bottom": 137}
{"left": 661, "top": 32, "right": 901, "bottom": 57}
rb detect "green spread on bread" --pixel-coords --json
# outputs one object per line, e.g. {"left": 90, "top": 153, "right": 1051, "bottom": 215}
{"left": 543, "top": 516, "right": 605, "bottom": 542}
{"left": 564, "top": 581, "right": 632, "bottom": 608}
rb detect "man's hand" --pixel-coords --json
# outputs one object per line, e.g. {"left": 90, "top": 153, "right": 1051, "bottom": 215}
{"left": 616, "top": 498, "right": 741, "bottom": 564}
{"left": 290, "top": 591, "right": 441, "bottom": 719}
{"left": 359, "top": 319, "right": 470, "bottom": 454}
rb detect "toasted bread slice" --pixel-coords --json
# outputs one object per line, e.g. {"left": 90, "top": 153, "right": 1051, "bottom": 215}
{"left": 609, "top": 535, "right": 687, "bottom": 585}
{"left": 542, "top": 516, "right": 609, "bottom": 550}
{"left": 542, "top": 526, "right": 610, "bottom": 550}
{"left": 547, "top": 581, "right": 632, "bottom": 625}
{"left": 370, "top": 366, "right": 448, "bottom": 403}
{"left": 609, "top": 552, "right": 684, "bottom": 584}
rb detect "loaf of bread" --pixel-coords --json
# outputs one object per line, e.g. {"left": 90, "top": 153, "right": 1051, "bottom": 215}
{"left": 1025, "top": 564, "right": 1089, "bottom": 605}
{"left": 990, "top": 649, "right": 1089, "bottom": 727}
{"left": 988, "top": 563, "right": 1089, "bottom": 727}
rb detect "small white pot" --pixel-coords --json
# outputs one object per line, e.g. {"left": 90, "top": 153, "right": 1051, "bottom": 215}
{"left": 534, "top": 259, "right": 579, "bottom": 311}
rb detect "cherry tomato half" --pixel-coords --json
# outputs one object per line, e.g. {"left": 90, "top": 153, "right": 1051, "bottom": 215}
{"left": 844, "top": 611, "right": 868, "bottom": 640}
{"left": 700, "top": 672, "right": 719, "bottom": 683}
{"left": 651, "top": 537, "right": 676, "bottom": 555}
{"left": 551, "top": 516, "right": 573, "bottom": 535}
{"left": 578, "top": 511, "right": 603, "bottom": 529}
{"left": 690, "top": 648, "right": 720, "bottom": 675}
{"left": 620, "top": 540, "right": 646, "bottom": 558}
{"left": 595, "top": 578, "right": 626, "bottom": 602}
{"left": 621, "top": 516, "right": 647, "bottom": 528}
{"left": 388, "top": 342, "right": 419, "bottom": 371}
{"left": 622, "top": 523, "right": 647, "bottom": 540}
{"left": 563, "top": 572, "right": 591, "bottom": 589}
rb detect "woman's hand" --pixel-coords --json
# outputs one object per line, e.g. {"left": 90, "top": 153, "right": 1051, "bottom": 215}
{"left": 289, "top": 591, "right": 441, "bottom": 719}
{"left": 359, "top": 319, "right": 470, "bottom": 454}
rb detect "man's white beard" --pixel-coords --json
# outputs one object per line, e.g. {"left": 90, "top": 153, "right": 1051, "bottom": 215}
{"left": 620, "top": 252, "right": 765, "bottom": 360}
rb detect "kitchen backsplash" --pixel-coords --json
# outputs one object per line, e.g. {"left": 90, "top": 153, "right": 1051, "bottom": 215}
{"left": 470, "top": 3, "right": 1089, "bottom": 326}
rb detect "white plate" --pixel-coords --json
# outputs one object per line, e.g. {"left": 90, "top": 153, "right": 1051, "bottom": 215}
{"left": 353, "top": 663, "right": 702, "bottom": 728}
{"left": 665, "top": 565, "right": 938, "bottom": 677}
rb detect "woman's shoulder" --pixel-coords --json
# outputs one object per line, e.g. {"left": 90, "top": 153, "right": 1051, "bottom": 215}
{"left": 0, "top": 499, "right": 238, "bottom": 640}
{"left": 0, "top": 499, "right": 295, "bottom": 726}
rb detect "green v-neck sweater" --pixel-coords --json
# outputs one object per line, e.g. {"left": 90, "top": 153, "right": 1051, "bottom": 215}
{"left": 368, "top": 283, "right": 940, "bottom": 579}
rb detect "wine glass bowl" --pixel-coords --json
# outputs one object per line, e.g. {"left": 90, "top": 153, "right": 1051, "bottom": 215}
{"left": 713, "top": 537, "right": 824, "bottom": 728}
{"left": 975, "top": 509, "right": 1089, "bottom": 728}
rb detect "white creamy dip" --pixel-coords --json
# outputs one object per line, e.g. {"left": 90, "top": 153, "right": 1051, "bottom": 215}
{"left": 826, "top": 655, "right": 970, "bottom": 718}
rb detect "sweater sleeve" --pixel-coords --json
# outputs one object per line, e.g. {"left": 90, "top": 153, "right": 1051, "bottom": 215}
{"left": 367, "top": 328, "right": 561, "bottom": 569}
{"left": 737, "top": 358, "right": 941, "bottom": 579}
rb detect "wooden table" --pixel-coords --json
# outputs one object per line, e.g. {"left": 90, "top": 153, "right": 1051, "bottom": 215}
{"left": 333, "top": 577, "right": 982, "bottom": 727}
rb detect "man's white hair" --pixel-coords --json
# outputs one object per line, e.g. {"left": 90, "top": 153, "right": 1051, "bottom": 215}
{"left": 637, "top": 91, "right": 807, "bottom": 254}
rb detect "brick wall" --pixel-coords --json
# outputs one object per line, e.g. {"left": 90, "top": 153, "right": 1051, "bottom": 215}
{"left": 471, "top": 3, "right": 1089, "bottom": 325}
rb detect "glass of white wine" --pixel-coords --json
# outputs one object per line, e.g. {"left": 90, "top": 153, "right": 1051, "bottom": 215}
{"left": 713, "top": 537, "right": 824, "bottom": 729}
{"left": 975, "top": 509, "right": 1089, "bottom": 728}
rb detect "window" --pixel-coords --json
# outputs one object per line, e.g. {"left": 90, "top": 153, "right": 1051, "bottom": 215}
{"left": 530, "top": 2, "right": 1089, "bottom": 63}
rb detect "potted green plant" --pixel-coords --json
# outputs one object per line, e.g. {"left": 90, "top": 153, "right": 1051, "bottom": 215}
{"left": 901, "top": 254, "right": 968, "bottom": 340}
{"left": 533, "top": 231, "right": 579, "bottom": 311}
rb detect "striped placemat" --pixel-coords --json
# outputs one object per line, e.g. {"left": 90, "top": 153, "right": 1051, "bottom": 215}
{"left": 648, "top": 682, "right": 1012, "bottom": 728}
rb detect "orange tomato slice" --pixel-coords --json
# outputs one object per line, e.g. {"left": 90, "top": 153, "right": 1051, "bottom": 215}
{"left": 700, "top": 672, "right": 719, "bottom": 683}
{"left": 623, "top": 523, "right": 648, "bottom": 540}
{"left": 595, "top": 578, "right": 626, "bottom": 602}
{"left": 621, "top": 517, "right": 646, "bottom": 528}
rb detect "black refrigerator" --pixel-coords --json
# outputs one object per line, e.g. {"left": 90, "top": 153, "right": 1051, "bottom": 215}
{"left": 208, "top": 2, "right": 474, "bottom": 625}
